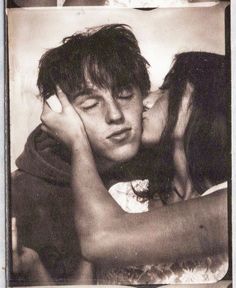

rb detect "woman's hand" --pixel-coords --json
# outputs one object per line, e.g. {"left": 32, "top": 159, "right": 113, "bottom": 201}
{"left": 41, "top": 87, "right": 89, "bottom": 149}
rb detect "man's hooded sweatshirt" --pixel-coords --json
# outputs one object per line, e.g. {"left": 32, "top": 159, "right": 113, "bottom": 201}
{"left": 10, "top": 126, "right": 138, "bottom": 285}
{"left": 11, "top": 126, "right": 89, "bottom": 284}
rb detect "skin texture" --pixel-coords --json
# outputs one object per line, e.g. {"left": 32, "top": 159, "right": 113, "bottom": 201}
{"left": 13, "top": 84, "right": 228, "bottom": 283}
{"left": 142, "top": 89, "right": 168, "bottom": 147}
{"left": 71, "top": 86, "right": 143, "bottom": 170}
{"left": 142, "top": 83, "right": 194, "bottom": 200}
{"left": 142, "top": 83, "right": 193, "bottom": 147}
{"left": 13, "top": 86, "right": 228, "bottom": 284}
{"left": 40, "top": 89, "right": 228, "bottom": 266}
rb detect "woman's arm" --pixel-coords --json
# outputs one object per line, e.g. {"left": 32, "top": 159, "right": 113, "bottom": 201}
{"left": 72, "top": 143, "right": 228, "bottom": 266}
{"left": 41, "top": 89, "right": 228, "bottom": 266}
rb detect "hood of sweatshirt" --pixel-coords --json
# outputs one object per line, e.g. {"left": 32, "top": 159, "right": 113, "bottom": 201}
{"left": 15, "top": 125, "right": 71, "bottom": 185}
{"left": 15, "top": 125, "right": 128, "bottom": 187}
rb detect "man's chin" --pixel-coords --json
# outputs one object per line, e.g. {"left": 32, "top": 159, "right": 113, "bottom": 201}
{"left": 108, "top": 145, "right": 140, "bottom": 164}
{"left": 93, "top": 143, "right": 140, "bottom": 172}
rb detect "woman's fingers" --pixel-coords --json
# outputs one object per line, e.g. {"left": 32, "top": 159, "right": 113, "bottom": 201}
{"left": 39, "top": 90, "right": 87, "bottom": 148}
{"left": 41, "top": 124, "right": 50, "bottom": 133}
{"left": 41, "top": 101, "right": 53, "bottom": 123}
{"left": 56, "top": 86, "right": 71, "bottom": 110}
{"left": 42, "top": 101, "right": 53, "bottom": 114}
{"left": 40, "top": 103, "right": 58, "bottom": 137}
{"left": 46, "top": 95, "right": 62, "bottom": 113}
{"left": 41, "top": 104, "right": 49, "bottom": 125}
{"left": 41, "top": 102, "right": 57, "bottom": 125}
{"left": 41, "top": 124, "right": 59, "bottom": 140}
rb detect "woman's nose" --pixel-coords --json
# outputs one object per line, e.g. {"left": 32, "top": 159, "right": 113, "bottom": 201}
{"left": 143, "top": 90, "right": 160, "bottom": 110}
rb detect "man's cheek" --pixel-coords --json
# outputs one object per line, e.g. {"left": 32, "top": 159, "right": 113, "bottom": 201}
{"left": 77, "top": 115, "right": 93, "bottom": 134}
{"left": 78, "top": 120, "right": 95, "bottom": 143}
{"left": 83, "top": 125, "right": 104, "bottom": 148}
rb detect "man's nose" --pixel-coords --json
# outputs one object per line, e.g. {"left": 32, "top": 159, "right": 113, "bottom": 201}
{"left": 105, "top": 100, "right": 124, "bottom": 124}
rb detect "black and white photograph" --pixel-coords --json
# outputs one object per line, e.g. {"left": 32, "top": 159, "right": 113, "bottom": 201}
{"left": 6, "top": 1, "right": 231, "bottom": 286}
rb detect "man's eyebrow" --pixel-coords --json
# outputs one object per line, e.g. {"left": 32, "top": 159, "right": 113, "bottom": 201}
{"left": 76, "top": 88, "right": 99, "bottom": 97}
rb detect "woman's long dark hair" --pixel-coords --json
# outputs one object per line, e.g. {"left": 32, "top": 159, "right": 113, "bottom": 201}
{"left": 149, "top": 52, "right": 230, "bottom": 202}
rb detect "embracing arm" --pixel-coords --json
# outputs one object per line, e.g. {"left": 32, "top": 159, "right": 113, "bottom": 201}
{"left": 41, "top": 89, "right": 228, "bottom": 267}
{"left": 71, "top": 143, "right": 228, "bottom": 266}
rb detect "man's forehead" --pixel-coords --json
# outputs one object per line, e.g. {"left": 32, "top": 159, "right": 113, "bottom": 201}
{"left": 72, "top": 86, "right": 105, "bottom": 100}
{"left": 69, "top": 81, "right": 99, "bottom": 99}
{"left": 72, "top": 83, "right": 135, "bottom": 99}
{"left": 71, "top": 86, "right": 110, "bottom": 106}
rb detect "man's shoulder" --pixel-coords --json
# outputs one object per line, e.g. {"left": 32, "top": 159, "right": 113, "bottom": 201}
{"left": 11, "top": 169, "right": 46, "bottom": 192}
{"left": 11, "top": 168, "right": 72, "bottom": 205}
{"left": 11, "top": 170, "right": 48, "bottom": 213}
{"left": 11, "top": 169, "right": 29, "bottom": 183}
{"left": 11, "top": 169, "right": 56, "bottom": 203}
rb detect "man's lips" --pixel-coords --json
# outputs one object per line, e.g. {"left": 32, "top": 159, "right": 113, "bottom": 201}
{"left": 107, "top": 128, "right": 131, "bottom": 140}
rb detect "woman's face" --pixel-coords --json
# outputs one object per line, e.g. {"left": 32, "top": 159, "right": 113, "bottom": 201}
{"left": 141, "top": 89, "right": 168, "bottom": 147}
{"left": 142, "top": 82, "right": 193, "bottom": 147}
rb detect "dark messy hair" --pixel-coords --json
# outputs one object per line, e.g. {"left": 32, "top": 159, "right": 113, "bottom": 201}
{"left": 37, "top": 24, "right": 150, "bottom": 101}
{"left": 146, "top": 52, "right": 230, "bottom": 202}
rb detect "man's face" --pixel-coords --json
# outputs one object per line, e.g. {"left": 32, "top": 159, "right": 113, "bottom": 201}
{"left": 72, "top": 85, "right": 143, "bottom": 168}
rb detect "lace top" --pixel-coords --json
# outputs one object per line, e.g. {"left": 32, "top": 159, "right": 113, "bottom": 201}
{"left": 96, "top": 180, "right": 228, "bottom": 285}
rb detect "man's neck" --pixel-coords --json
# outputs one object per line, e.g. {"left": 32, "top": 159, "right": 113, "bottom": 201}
{"left": 94, "top": 155, "right": 116, "bottom": 175}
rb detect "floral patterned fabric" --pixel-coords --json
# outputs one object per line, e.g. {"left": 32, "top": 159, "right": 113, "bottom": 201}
{"left": 96, "top": 180, "right": 228, "bottom": 284}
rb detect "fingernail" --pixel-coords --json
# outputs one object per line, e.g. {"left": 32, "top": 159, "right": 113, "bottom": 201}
{"left": 56, "top": 86, "right": 62, "bottom": 93}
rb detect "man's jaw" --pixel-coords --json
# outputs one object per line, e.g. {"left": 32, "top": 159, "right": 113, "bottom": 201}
{"left": 93, "top": 153, "right": 117, "bottom": 174}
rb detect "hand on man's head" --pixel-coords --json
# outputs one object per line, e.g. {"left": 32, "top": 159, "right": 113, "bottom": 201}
{"left": 41, "top": 87, "right": 88, "bottom": 149}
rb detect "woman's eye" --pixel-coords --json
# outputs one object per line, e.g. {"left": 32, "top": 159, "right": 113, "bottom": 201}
{"left": 81, "top": 99, "right": 99, "bottom": 110}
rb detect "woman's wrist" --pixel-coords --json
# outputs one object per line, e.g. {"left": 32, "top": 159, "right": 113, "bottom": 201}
{"left": 71, "top": 132, "right": 92, "bottom": 155}
{"left": 67, "top": 126, "right": 88, "bottom": 149}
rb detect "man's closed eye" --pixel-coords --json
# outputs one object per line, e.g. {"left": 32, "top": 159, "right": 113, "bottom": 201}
{"left": 117, "top": 89, "right": 134, "bottom": 100}
{"left": 80, "top": 99, "right": 99, "bottom": 110}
